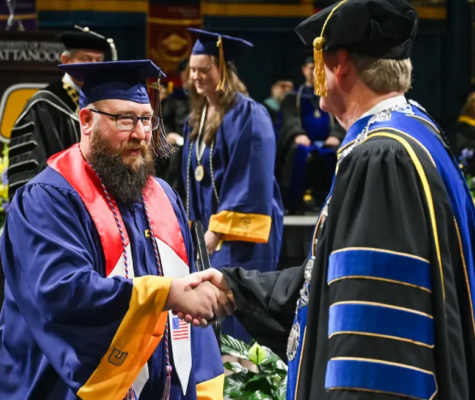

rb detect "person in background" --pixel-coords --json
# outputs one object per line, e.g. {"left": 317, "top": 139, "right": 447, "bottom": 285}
{"left": 0, "top": 59, "right": 227, "bottom": 400}
{"left": 263, "top": 74, "right": 294, "bottom": 127}
{"left": 276, "top": 51, "right": 345, "bottom": 214}
{"left": 7, "top": 27, "right": 114, "bottom": 201}
{"left": 182, "top": 29, "right": 284, "bottom": 344}
{"left": 455, "top": 91, "right": 475, "bottom": 176}
{"left": 157, "top": 57, "right": 191, "bottom": 199}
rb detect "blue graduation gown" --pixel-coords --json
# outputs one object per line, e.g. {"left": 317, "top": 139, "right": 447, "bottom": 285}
{"left": 182, "top": 93, "right": 284, "bottom": 341}
{"left": 182, "top": 93, "right": 283, "bottom": 272}
{"left": 0, "top": 167, "right": 223, "bottom": 400}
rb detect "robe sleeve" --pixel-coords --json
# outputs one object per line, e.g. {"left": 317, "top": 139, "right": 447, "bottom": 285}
{"left": 8, "top": 99, "right": 79, "bottom": 201}
{"left": 208, "top": 101, "right": 277, "bottom": 243}
{"left": 322, "top": 136, "right": 439, "bottom": 400}
{"left": 160, "top": 180, "right": 225, "bottom": 398}
{"left": 1, "top": 183, "right": 172, "bottom": 400}
{"left": 222, "top": 266, "right": 305, "bottom": 355}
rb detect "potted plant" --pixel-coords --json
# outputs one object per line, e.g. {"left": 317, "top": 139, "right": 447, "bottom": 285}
{"left": 221, "top": 335, "right": 287, "bottom": 400}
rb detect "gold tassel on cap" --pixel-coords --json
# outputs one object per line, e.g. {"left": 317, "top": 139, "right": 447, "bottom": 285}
{"left": 313, "top": 0, "right": 351, "bottom": 97}
{"left": 313, "top": 37, "right": 327, "bottom": 97}
{"left": 216, "top": 36, "right": 228, "bottom": 92}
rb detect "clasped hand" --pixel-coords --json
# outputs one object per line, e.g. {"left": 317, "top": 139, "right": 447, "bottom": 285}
{"left": 164, "top": 269, "right": 234, "bottom": 328}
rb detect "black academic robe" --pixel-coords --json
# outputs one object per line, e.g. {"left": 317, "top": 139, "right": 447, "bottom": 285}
{"left": 8, "top": 79, "right": 80, "bottom": 201}
{"left": 223, "top": 130, "right": 475, "bottom": 399}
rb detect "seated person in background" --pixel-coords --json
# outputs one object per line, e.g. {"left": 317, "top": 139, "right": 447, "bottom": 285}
{"left": 455, "top": 91, "right": 475, "bottom": 177}
{"left": 263, "top": 74, "right": 294, "bottom": 128}
{"left": 276, "top": 51, "right": 345, "bottom": 214}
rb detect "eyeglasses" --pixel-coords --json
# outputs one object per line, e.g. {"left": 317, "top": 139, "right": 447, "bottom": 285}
{"left": 89, "top": 109, "right": 159, "bottom": 132}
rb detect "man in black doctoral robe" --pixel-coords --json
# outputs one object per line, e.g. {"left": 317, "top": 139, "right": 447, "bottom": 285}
{"left": 185, "top": 1, "right": 475, "bottom": 399}
{"left": 7, "top": 27, "right": 113, "bottom": 200}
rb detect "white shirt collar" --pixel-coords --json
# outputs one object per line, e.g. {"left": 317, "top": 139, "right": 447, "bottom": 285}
{"left": 359, "top": 95, "right": 407, "bottom": 120}
{"left": 62, "top": 73, "right": 81, "bottom": 93}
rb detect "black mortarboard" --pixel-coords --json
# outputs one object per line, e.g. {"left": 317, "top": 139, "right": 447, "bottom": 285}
{"left": 295, "top": 0, "right": 418, "bottom": 96}
{"left": 58, "top": 26, "right": 118, "bottom": 61}
{"left": 189, "top": 28, "right": 253, "bottom": 91}
{"left": 58, "top": 30, "right": 109, "bottom": 53}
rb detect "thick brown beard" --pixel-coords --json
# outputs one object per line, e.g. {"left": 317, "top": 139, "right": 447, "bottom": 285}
{"left": 89, "top": 126, "right": 156, "bottom": 204}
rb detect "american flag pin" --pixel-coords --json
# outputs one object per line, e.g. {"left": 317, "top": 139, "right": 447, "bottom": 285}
{"left": 172, "top": 316, "right": 189, "bottom": 341}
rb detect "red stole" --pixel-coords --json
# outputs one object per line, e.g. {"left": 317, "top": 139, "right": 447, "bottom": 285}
{"left": 47, "top": 145, "right": 189, "bottom": 276}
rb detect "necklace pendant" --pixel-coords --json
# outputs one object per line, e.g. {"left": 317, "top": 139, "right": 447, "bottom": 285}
{"left": 195, "top": 165, "right": 204, "bottom": 182}
{"left": 287, "top": 322, "right": 300, "bottom": 362}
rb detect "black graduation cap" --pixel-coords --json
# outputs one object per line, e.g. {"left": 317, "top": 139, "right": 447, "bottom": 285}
{"left": 295, "top": 0, "right": 418, "bottom": 96}
{"left": 188, "top": 28, "right": 253, "bottom": 91}
{"left": 58, "top": 26, "right": 118, "bottom": 61}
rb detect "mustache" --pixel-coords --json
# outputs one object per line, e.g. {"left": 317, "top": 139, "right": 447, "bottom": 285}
{"left": 118, "top": 140, "right": 148, "bottom": 155}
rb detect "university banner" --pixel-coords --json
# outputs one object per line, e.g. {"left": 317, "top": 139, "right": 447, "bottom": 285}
{"left": 148, "top": 0, "right": 201, "bottom": 89}
{"left": 0, "top": 0, "right": 37, "bottom": 30}
{"left": 0, "top": 31, "right": 63, "bottom": 143}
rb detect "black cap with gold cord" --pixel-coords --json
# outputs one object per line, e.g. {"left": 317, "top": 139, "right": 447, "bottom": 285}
{"left": 295, "top": 0, "right": 418, "bottom": 96}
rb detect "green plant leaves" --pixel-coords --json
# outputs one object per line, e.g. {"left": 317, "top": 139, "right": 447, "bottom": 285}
{"left": 221, "top": 334, "right": 250, "bottom": 360}
{"left": 248, "top": 343, "right": 267, "bottom": 365}
{"left": 222, "top": 335, "right": 288, "bottom": 400}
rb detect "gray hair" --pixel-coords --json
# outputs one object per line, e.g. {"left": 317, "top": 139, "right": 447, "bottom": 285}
{"left": 61, "top": 49, "right": 79, "bottom": 59}
{"left": 349, "top": 52, "right": 413, "bottom": 94}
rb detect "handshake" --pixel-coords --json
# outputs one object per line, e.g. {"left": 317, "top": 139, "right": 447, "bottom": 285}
{"left": 165, "top": 268, "right": 235, "bottom": 328}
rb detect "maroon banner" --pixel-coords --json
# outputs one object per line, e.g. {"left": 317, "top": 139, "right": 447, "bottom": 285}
{"left": 148, "top": 0, "right": 201, "bottom": 90}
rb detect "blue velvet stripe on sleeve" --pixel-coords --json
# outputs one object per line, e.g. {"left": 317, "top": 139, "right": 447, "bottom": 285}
{"left": 325, "top": 358, "right": 437, "bottom": 400}
{"left": 328, "top": 302, "right": 434, "bottom": 347}
{"left": 328, "top": 248, "right": 432, "bottom": 292}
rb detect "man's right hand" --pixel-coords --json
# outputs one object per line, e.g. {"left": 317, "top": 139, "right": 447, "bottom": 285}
{"left": 294, "top": 134, "right": 311, "bottom": 146}
{"left": 165, "top": 272, "right": 234, "bottom": 327}
{"left": 173, "top": 269, "right": 234, "bottom": 327}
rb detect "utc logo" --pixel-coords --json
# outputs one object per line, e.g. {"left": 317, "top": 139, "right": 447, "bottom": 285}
{"left": 108, "top": 348, "right": 128, "bottom": 366}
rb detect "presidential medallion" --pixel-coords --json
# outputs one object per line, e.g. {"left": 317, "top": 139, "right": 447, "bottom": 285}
{"left": 287, "top": 322, "right": 300, "bottom": 362}
{"left": 314, "top": 109, "right": 321, "bottom": 119}
{"left": 304, "top": 257, "right": 314, "bottom": 281}
{"left": 195, "top": 165, "right": 204, "bottom": 182}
